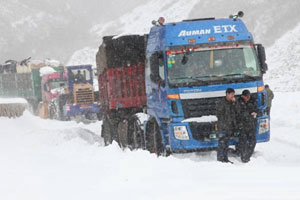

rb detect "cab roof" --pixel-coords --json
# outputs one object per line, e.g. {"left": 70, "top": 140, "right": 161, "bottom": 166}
{"left": 147, "top": 18, "right": 253, "bottom": 54}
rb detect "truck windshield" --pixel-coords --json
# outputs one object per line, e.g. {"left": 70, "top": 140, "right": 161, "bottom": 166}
{"left": 69, "top": 69, "right": 91, "bottom": 82}
{"left": 49, "top": 80, "right": 66, "bottom": 89}
{"left": 167, "top": 45, "right": 261, "bottom": 86}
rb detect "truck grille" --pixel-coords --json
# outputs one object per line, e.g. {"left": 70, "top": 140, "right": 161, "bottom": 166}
{"left": 181, "top": 97, "right": 222, "bottom": 118}
{"left": 75, "top": 88, "right": 93, "bottom": 105}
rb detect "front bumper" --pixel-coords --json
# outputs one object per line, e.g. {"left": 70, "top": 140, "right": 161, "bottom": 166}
{"left": 167, "top": 116, "right": 270, "bottom": 152}
{"left": 65, "top": 104, "right": 101, "bottom": 116}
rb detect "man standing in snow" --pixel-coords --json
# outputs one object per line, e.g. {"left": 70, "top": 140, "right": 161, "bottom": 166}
{"left": 265, "top": 85, "right": 274, "bottom": 116}
{"left": 216, "top": 88, "right": 237, "bottom": 163}
{"left": 236, "top": 90, "right": 258, "bottom": 163}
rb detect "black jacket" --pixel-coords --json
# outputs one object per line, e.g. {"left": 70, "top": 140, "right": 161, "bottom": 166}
{"left": 216, "top": 97, "right": 237, "bottom": 131}
{"left": 236, "top": 96, "right": 258, "bottom": 130}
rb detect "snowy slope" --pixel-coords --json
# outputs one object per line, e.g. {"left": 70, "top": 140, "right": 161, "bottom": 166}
{"left": 264, "top": 22, "right": 300, "bottom": 92}
{"left": 68, "top": 0, "right": 300, "bottom": 66}
{"left": 0, "top": 0, "right": 142, "bottom": 63}
{"left": 1, "top": 93, "right": 300, "bottom": 200}
{"left": 68, "top": 0, "right": 200, "bottom": 65}
{"left": 91, "top": 0, "right": 199, "bottom": 37}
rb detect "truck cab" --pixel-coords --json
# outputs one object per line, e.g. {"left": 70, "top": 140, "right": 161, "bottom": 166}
{"left": 41, "top": 71, "right": 67, "bottom": 103}
{"left": 145, "top": 17, "right": 269, "bottom": 152}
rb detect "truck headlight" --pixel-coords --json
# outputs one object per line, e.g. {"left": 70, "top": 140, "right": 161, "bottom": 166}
{"left": 258, "top": 118, "right": 269, "bottom": 134}
{"left": 173, "top": 126, "right": 189, "bottom": 140}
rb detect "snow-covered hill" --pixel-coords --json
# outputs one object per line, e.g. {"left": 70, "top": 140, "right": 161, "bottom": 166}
{"left": 0, "top": 0, "right": 142, "bottom": 63}
{"left": 69, "top": 0, "right": 300, "bottom": 81}
{"left": 2, "top": 0, "right": 299, "bottom": 66}
{"left": 265, "top": 22, "right": 300, "bottom": 92}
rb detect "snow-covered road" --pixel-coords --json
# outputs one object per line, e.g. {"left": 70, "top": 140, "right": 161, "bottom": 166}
{"left": 0, "top": 92, "right": 299, "bottom": 200}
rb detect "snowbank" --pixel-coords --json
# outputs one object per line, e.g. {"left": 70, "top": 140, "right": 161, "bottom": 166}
{"left": 182, "top": 115, "right": 218, "bottom": 123}
{"left": 0, "top": 97, "right": 27, "bottom": 104}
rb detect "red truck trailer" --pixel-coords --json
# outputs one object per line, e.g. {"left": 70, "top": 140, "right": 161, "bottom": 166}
{"left": 97, "top": 35, "right": 147, "bottom": 147}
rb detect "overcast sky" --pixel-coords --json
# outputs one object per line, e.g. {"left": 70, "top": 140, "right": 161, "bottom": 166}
{"left": 1, "top": 0, "right": 299, "bottom": 64}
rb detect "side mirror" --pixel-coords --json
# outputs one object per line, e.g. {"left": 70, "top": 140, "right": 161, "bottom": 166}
{"left": 150, "top": 52, "right": 165, "bottom": 87}
{"left": 150, "top": 72, "right": 161, "bottom": 83}
{"left": 150, "top": 72, "right": 165, "bottom": 87}
{"left": 255, "top": 44, "right": 268, "bottom": 74}
{"left": 43, "top": 84, "right": 49, "bottom": 92}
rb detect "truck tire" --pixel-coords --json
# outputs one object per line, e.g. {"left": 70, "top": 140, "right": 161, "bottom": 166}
{"left": 102, "top": 115, "right": 112, "bottom": 146}
{"left": 127, "top": 115, "right": 145, "bottom": 150}
{"left": 145, "top": 119, "right": 164, "bottom": 156}
{"left": 49, "top": 101, "right": 59, "bottom": 120}
{"left": 101, "top": 115, "right": 120, "bottom": 146}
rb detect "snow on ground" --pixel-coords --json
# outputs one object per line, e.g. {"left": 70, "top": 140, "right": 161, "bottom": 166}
{"left": 0, "top": 97, "right": 27, "bottom": 104}
{"left": 0, "top": 92, "right": 300, "bottom": 200}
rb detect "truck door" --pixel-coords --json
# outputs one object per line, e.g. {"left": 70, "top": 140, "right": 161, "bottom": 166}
{"left": 147, "top": 51, "right": 168, "bottom": 118}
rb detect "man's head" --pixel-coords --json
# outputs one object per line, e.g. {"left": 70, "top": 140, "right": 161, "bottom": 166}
{"left": 265, "top": 84, "right": 269, "bottom": 89}
{"left": 225, "top": 88, "right": 235, "bottom": 102}
{"left": 241, "top": 89, "right": 251, "bottom": 102}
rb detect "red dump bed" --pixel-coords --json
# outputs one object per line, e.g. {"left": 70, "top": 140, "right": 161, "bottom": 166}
{"left": 97, "top": 35, "right": 147, "bottom": 110}
{"left": 98, "top": 64, "right": 146, "bottom": 110}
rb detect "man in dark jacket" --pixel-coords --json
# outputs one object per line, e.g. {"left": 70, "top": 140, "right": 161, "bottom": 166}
{"left": 236, "top": 89, "right": 258, "bottom": 163}
{"left": 265, "top": 85, "right": 274, "bottom": 116}
{"left": 216, "top": 88, "right": 237, "bottom": 163}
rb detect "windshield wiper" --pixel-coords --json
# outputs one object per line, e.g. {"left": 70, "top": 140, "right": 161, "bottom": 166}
{"left": 193, "top": 75, "right": 220, "bottom": 78}
{"left": 222, "top": 73, "right": 258, "bottom": 80}
{"left": 172, "top": 76, "right": 206, "bottom": 83}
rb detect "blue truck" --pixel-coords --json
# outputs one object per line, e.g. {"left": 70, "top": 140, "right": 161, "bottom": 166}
{"left": 97, "top": 12, "right": 270, "bottom": 154}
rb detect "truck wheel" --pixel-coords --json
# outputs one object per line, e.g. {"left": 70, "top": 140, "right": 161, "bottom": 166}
{"left": 145, "top": 119, "right": 164, "bottom": 156}
{"left": 101, "top": 116, "right": 112, "bottom": 146}
{"left": 127, "top": 115, "right": 145, "bottom": 150}
{"left": 49, "top": 101, "right": 59, "bottom": 120}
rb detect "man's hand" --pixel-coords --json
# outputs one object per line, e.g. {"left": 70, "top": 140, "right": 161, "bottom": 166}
{"left": 251, "top": 112, "right": 257, "bottom": 118}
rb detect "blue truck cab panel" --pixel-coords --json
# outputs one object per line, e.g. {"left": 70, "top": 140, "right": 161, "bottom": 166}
{"left": 65, "top": 65, "right": 101, "bottom": 116}
{"left": 145, "top": 17, "right": 270, "bottom": 152}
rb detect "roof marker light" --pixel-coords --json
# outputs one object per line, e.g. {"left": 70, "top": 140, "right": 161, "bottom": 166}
{"left": 208, "top": 36, "right": 215, "bottom": 41}
{"left": 188, "top": 39, "right": 196, "bottom": 43}
{"left": 227, "top": 35, "right": 235, "bottom": 40}
{"left": 158, "top": 17, "right": 165, "bottom": 25}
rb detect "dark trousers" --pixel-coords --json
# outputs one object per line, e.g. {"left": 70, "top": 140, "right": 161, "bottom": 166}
{"left": 266, "top": 107, "right": 271, "bottom": 116}
{"left": 217, "top": 131, "right": 232, "bottom": 161}
{"left": 239, "top": 128, "right": 256, "bottom": 161}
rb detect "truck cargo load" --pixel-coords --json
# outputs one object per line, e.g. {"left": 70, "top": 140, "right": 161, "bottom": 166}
{"left": 97, "top": 35, "right": 147, "bottom": 111}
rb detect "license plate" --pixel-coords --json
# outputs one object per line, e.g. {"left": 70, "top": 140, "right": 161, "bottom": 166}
{"left": 209, "top": 134, "right": 216, "bottom": 139}
{"left": 81, "top": 105, "right": 89, "bottom": 109}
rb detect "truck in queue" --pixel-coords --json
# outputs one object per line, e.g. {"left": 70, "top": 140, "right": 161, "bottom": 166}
{"left": 97, "top": 12, "right": 270, "bottom": 155}
{"left": 44, "top": 65, "right": 102, "bottom": 121}
{"left": 0, "top": 58, "right": 64, "bottom": 117}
